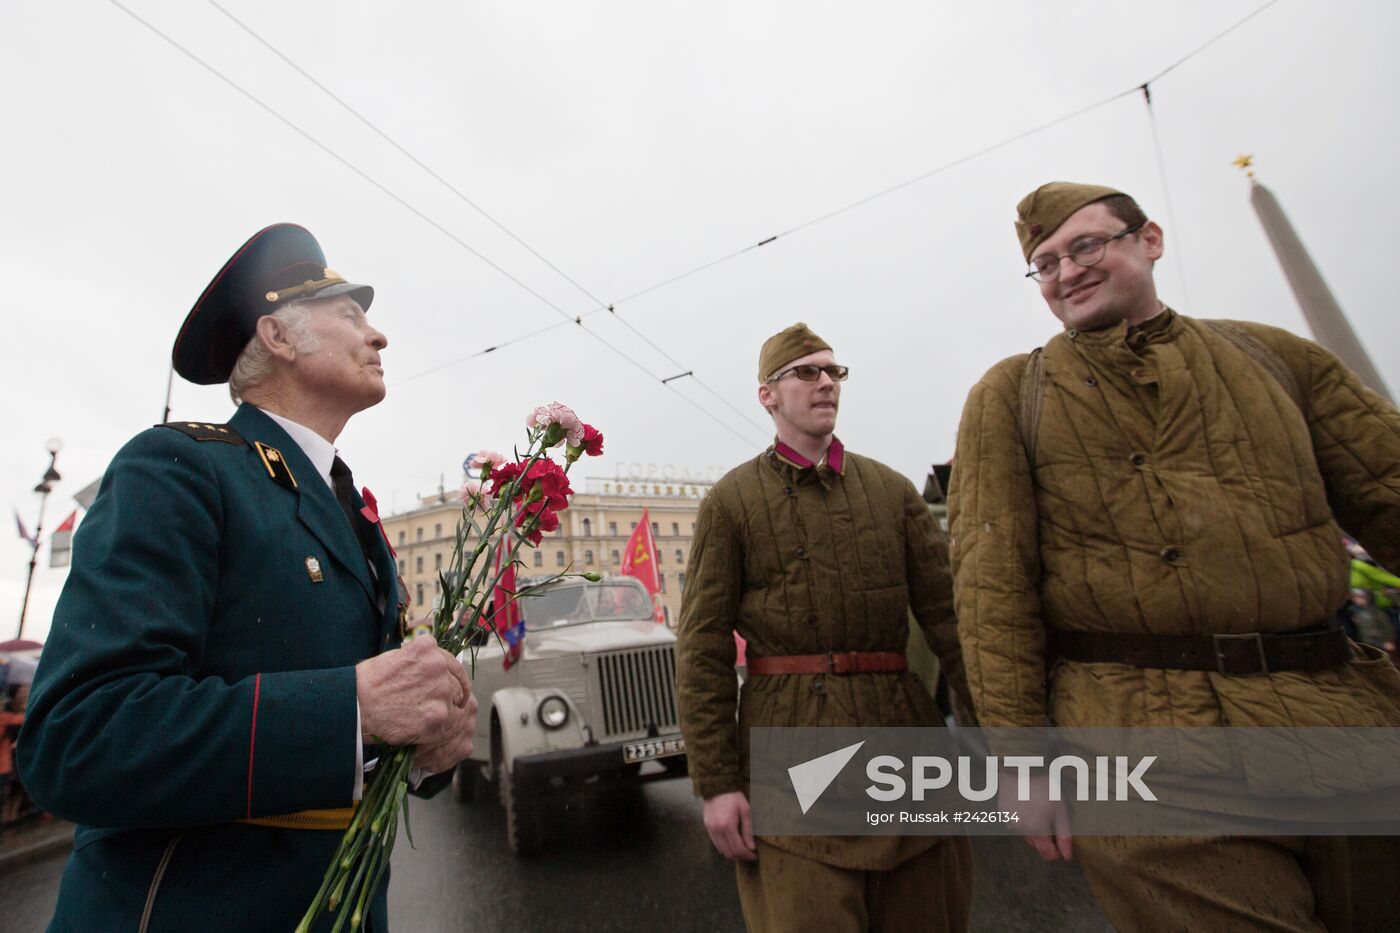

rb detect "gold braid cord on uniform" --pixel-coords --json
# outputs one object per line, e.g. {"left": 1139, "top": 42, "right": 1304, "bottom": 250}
{"left": 240, "top": 804, "right": 358, "bottom": 831}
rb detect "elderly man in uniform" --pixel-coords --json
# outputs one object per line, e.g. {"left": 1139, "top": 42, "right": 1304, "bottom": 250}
{"left": 949, "top": 182, "right": 1400, "bottom": 931}
{"left": 677, "top": 323, "right": 974, "bottom": 933}
{"left": 19, "top": 224, "right": 477, "bottom": 932}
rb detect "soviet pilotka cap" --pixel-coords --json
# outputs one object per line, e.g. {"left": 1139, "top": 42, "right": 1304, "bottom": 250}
{"left": 1014, "top": 182, "right": 1127, "bottom": 261}
{"left": 172, "top": 223, "right": 375, "bottom": 384}
{"left": 758, "top": 322, "right": 832, "bottom": 382}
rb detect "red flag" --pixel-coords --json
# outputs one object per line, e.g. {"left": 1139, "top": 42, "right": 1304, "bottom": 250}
{"left": 50, "top": 510, "right": 77, "bottom": 568}
{"left": 490, "top": 542, "right": 525, "bottom": 670}
{"left": 621, "top": 507, "right": 665, "bottom": 624}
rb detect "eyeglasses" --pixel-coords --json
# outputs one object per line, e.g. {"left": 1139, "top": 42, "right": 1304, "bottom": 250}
{"left": 1025, "top": 223, "right": 1145, "bottom": 282}
{"left": 767, "top": 363, "right": 850, "bottom": 383}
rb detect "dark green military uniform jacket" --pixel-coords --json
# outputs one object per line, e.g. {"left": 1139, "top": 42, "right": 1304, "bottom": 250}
{"left": 19, "top": 404, "right": 400, "bottom": 932}
{"left": 677, "top": 439, "right": 971, "bottom": 870}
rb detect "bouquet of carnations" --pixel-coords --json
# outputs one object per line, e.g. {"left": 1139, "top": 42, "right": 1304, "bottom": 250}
{"left": 297, "top": 402, "right": 603, "bottom": 933}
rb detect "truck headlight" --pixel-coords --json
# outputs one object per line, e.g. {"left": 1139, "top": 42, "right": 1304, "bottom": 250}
{"left": 538, "top": 696, "right": 569, "bottom": 730}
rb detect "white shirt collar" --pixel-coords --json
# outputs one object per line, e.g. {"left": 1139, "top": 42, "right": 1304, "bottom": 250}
{"left": 261, "top": 409, "right": 336, "bottom": 492}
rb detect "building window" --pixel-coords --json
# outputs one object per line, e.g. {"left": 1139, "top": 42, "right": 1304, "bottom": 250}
{"left": 435, "top": 553, "right": 443, "bottom": 570}
{"left": 416, "top": 527, "right": 423, "bottom": 543}
{"left": 416, "top": 556, "right": 424, "bottom": 572}
{"left": 397, "top": 530, "right": 405, "bottom": 546}
{"left": 675, "top": 549, "right": 683, "bottom": 565}
{"left": 415, "top": 583, "right": 425, "bottom": 606}
{"left": 658, "top": 548, "right": 663, "bottom": 564}
{"left": 582, "top": 518, "right": 592, "bottom": 536}
{"left": 609, "top": 522, "right": 617, "bottom": 536}
{"left": 533, "top": 550, "right": 543, "bottom": 567}
{"left": 585, "top": 549, "right": 594, "bottom": 565}
{"left": 663, "top": 605, "right": 671, "bottom": 625}
{"left": 659, "top": 572, "right": 666, "bottom": 593}
{"left": 434, "top": 523, "right": 442, "bottom": 539}
{"left": 556, "top": 551, "right": 565, "bottom": 567}
{"left": 631, "top": 522, "right": 637, "bottom": 532}
{"left": 672, "top": 522, "right": 679, "bottom": 536}
{"left": 652, "top": 522, "right": 659, "bottom": 538}
{"left": 679, "top": 572, "right": 686, "bottom": 593}
{"left": 611, "top": 549, "right": 620, "bottom": 565}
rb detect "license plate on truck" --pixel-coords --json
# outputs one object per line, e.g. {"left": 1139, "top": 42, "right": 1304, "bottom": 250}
{"left": 623, "top": 737, "right": 686, "bottom": 763}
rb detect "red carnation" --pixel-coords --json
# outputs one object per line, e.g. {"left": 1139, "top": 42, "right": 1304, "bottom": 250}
{"left": 519, "top": 459, "right": 572, "bottom": 511}
{"left": 581, "top": 424, "right": 604, "bottom": 457}
{"left": 488, "top": 461, "right": 524, "bottom": 498}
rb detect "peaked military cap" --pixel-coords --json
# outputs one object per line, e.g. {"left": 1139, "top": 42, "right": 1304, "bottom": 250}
{"left": 759, "top": 322, "right": 832, "bottom": 382}
{"left": 172, "top": 224, "right": 375, "bottom": 384}
{"left": 1015, "top": 182, "right": 1127, "bottom": 261}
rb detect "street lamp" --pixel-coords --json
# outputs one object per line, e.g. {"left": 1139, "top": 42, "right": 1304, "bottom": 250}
{"left": 17, "top": 438, "right": 62, "bottom": 641}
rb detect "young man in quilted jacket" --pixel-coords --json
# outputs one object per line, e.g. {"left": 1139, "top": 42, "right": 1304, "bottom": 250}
{"left": 677, "top": 323, "right": 974, "bottom": 933}
{"left": 948, "top": 182, "right": 1400, "bottom": 932}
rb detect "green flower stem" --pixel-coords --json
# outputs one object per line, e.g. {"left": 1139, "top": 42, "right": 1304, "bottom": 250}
{"left": 305, "top": 423, "right": 597, "bottom": 928}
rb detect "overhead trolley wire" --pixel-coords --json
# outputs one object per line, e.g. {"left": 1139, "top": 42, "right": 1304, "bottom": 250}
{"left": 201, "top": 0, "right": 772, "bottom": 439}
{"left": 589, "top": 0, "right": 1289, "bottom": 315}
{"left": 125, "top": 0, "right": 1284, "bottom": 430}
{"left": 1127, "top": 0, "right": 1285, "bottom": 310}
{"left": 203, "top": 0, "right": 603, "bottom": 311}
{"left": 1142, "top": 0, "right": 1285, "bottom": 85}
{"left": 350, "top": 0, "right": 1289, "bottom": 391}
{"left": 109, "top": 0, "right": 769, "bottom": 446}
{"left": 1140, "top": 85, "right": 1191, "bottom": 307}
{"left": 105, "top": 0, "right": 571, "bottom": 320}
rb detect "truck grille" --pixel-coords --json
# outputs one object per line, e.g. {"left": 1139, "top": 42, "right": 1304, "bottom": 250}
{"left": 596, "top": 646, "right": 678, "bottom": 739}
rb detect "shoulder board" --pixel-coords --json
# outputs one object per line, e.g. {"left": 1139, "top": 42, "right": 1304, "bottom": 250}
{"left": 157, "top": 421, "right": 246, "bottom": 446}
{"left": 253, "top": 441, "right": 298, "bottom": 491}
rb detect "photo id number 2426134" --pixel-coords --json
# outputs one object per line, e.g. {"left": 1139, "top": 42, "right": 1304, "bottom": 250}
{"left": 865, "top": 811, "right": 1021, "bottom": 825}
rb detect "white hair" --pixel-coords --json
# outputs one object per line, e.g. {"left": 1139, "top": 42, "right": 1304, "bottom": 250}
{"left": 228, "top": 301, "right": 318, "bottom": 404}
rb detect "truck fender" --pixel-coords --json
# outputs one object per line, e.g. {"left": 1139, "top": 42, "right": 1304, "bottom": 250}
{"left": 489, "top": 686, "right": 588, "bottom": 773}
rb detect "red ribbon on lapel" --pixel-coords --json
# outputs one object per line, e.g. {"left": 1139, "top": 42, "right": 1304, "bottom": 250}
{"left": 359, "top": 486, "right": 396, "bottom": 557}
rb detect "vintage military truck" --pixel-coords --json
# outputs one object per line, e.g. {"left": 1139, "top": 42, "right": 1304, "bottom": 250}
{"left": 452, "top": 576, "right": 687, "bottom": 855}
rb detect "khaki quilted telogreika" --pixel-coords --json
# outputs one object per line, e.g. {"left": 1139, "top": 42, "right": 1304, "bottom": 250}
{"left": 948, "top": 309, "right": 1400, "bottom": 734}
{"left": 676, "top": 447, "right": 971, "bottom": 870}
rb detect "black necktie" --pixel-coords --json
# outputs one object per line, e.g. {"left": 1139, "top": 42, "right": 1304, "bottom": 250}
{"left": 332, "top": 456, "right": 386, "bottom": 610}
{"left": 331, "top": 456, "right": 373, "bottom": 560}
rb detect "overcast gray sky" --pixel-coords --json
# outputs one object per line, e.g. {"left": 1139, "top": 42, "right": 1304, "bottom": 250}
{"left": 5, "top": 0, "right": 1397, "bottom": 644}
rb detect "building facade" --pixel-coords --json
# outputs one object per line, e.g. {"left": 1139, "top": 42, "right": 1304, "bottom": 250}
{"left": 380, "top": 476, "right": 712, "bottom": 627}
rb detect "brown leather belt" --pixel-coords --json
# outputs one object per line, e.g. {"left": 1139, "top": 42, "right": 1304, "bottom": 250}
{"left": 1050, "top": 626, "right": 1353, "bottom": 676}
{"left": 747, "top": 651, "right": 908, "bottom": 676}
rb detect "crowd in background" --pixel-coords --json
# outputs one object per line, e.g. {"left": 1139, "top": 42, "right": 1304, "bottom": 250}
{"left": 0, "top": 681, "right": 35, "bottom": 827}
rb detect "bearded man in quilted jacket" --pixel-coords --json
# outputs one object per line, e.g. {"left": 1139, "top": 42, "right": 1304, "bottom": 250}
{"left": 948, "top": 182, "right": 1400, "bottom": 932}
{"left": 677, "top": 322, "right": 974, "bottom": 933}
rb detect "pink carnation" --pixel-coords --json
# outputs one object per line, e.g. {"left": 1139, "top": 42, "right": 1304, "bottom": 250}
{"left": 471, "top": 450, "right": 508, "bottom": 472}
{"left": 457, "top": 478, "right": 492, "bottom": 509}
{"left": 526, "top": 401, "right": 584, "bottom": 448}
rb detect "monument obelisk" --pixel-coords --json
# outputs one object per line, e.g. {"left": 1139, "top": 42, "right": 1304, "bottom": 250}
{"left": 1237, "top": 155, "right": 1392, "bottom": 402}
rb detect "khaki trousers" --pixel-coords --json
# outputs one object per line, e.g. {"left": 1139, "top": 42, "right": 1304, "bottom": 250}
{"left": 1075, "top": 835, "right": 1390, "bottom": 933}
{"left": 734, "top": 838, "right": 972, "bottom": 933}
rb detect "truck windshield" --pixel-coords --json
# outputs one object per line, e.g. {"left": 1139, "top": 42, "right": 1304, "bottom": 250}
{"left": 519, "top": 583, "right": 654, "bottom": 629}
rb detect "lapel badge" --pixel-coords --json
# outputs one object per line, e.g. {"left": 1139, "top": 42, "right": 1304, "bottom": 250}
{"left": 254, "top": 441, "right": 298, "bottom": 490}
{"left": 305, "top": 556, "right": 324, "bottom": 583}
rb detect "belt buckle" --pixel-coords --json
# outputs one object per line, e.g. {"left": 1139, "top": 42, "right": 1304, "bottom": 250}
{"left": 1213, "top": 633, "right": 1269, "bottom": 676}
{"left": 826, "top": 651, "right": 856, "bottom": 674}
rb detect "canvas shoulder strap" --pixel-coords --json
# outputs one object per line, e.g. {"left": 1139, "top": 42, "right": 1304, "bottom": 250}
{"left": 1199, "top": 319, "right": 1304, "bottom": 412}
{"left": 1014, "top": 320, "right": 1303, "bottom": 469}
{"left": 1017, "top": 348, "right": 1046, "bottom": 470}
